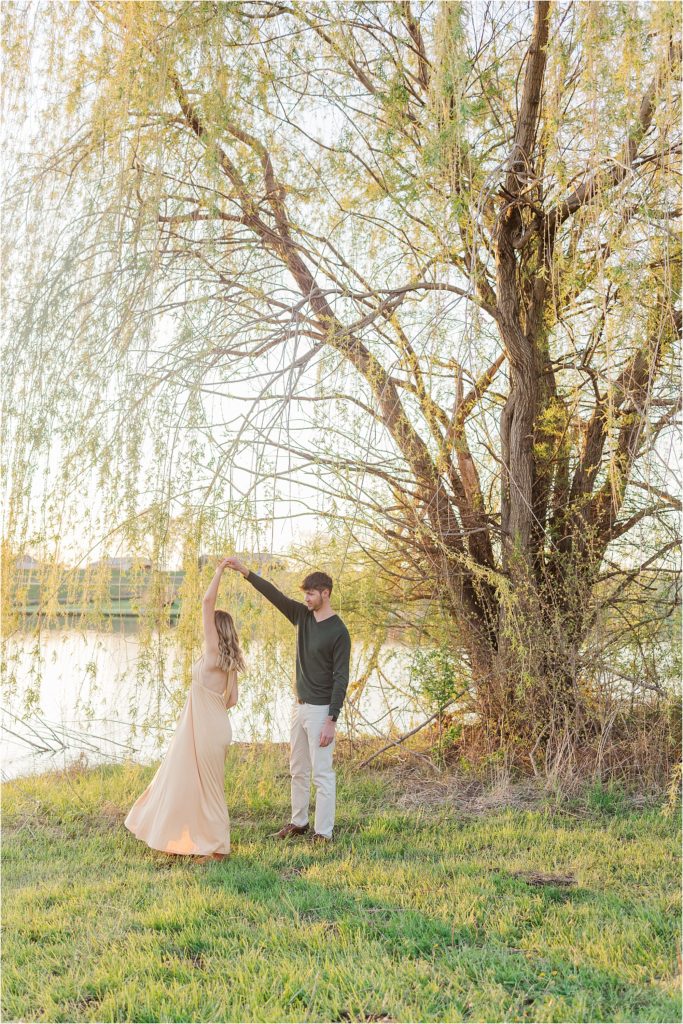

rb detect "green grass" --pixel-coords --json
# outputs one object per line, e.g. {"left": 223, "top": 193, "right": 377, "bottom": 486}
{"left": 3, "top": 746, "right": 681, "bottom": 1023}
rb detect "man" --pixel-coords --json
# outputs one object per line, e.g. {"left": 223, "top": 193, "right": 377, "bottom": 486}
{"left": 225, "top": 557, "right": 351, "bottom": 842}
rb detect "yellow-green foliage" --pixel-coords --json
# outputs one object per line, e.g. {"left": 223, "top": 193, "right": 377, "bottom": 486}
{"left": 2, "top": 1, "right": 680, "bottom": 751}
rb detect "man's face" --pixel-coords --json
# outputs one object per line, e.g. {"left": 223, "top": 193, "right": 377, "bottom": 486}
{"left": 303, "top": 588, "right": 327, "bottom": 610}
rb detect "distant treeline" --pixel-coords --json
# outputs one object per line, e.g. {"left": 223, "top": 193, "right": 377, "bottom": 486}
{"left": 11, "top": 568, "right": 215, "bottom": 621}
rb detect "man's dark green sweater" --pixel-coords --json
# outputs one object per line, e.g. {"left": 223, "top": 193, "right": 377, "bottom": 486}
{"left": 246, "top": 570, "right": 351, "bottom": 719}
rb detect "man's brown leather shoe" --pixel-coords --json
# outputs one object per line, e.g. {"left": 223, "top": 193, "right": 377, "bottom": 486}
{"left": 272, "top": 822, "right": 309, "bottom": 839}
{"left": 310, "top": 832, "right": 332, "bottom": 843}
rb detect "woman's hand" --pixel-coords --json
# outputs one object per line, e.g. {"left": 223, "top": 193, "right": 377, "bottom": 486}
{"left": 203, "top": 558, "right": 231, "bottom": 608}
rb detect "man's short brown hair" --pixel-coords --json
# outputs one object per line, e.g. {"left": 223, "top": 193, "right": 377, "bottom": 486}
{"left": 301, "top": 571, "right": 333, "bottom": 595}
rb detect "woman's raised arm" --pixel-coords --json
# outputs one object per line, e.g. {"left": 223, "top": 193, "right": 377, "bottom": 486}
{"left": 201, "top": 558, "right": 230, "bottom": 657}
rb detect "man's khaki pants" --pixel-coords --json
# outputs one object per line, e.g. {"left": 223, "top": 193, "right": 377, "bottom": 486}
{"left": 289, "top": 701, "right": 336, "bottom": 838}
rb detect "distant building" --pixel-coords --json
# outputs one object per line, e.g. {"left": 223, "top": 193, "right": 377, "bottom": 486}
{"left": 89, "top": 557, "right": 153, "bottom": 571}
{"left": 16, "top": 554, "right": 42, "bottom": 570}
{"left": 198, "top": 551, "right": 288, "bottom": 572}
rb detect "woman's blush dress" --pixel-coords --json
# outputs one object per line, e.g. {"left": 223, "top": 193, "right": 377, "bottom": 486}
{"left": 124, "top": 656, "right": 236, "bottom": 857}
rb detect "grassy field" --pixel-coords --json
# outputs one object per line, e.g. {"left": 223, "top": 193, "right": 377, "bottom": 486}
{"left": 2, "top": 745, "right": 680, "bottom": 1023}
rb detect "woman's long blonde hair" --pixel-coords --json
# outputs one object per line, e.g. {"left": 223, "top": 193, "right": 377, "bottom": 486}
{"left": 214, "top": 610, "right": 247, "bottom": 674}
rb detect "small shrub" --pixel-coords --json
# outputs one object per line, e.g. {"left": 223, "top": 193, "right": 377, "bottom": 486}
{"left": 585, "top": 780, "right": 628, "bottom": 816}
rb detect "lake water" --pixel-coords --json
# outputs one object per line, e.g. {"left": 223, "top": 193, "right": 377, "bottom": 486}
{"left": 1, "top": 627, "right": 428, "bottom": 780}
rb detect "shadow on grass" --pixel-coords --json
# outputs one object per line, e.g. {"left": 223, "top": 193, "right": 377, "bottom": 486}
{"left": 117, "top": 821, "right": 678, "bottom": 1024}
{"left": 3, "top": 754, "right": 680, "bottom": 1023}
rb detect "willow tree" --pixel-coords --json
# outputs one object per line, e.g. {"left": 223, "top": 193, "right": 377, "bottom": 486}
{"left": 3, "top": 2, "right": 681, "bottom": 757}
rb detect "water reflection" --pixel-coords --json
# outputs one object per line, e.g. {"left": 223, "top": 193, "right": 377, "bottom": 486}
{"left": 1, "top": 627, "right": 424, "bottom": 780}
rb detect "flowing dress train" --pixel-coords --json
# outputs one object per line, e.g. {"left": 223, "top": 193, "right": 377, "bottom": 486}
{"left": 124, "top": 656, "right": 236, "bottom": 856}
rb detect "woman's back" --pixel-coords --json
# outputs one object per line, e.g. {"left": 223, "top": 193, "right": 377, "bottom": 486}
{"left": 196, "top": 653, "right": 238, "bottom": 706}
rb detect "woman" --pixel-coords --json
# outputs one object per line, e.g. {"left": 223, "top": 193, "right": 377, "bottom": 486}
{"left": 124, "top": 558, "right": 245, "bottom": 863}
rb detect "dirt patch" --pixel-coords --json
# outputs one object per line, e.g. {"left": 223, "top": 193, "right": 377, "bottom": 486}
{"left": 460, "top": 778, "right": 543, "bottom": 814}
{"left": 512, "top": 870, "right": 576, "bottom": 887}
{"left": 69, "top": 993, "right": 101, "bottom": 1013}
{"left": 385, "top": 764, "right": 545, "bottom": 816}
{"left": 280, "top": 866, "right": 305, "bottom": 880}
{"left": 162, "top": 947, "right": 206, "bottom": 970}
{"left": 100, "top": 800, "right": 127, "bottom": 822}
{"left": 335, "top": 1014, "right": 397, "bottom": 1023}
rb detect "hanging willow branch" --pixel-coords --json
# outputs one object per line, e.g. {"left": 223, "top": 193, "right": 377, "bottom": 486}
{"left": 3, "top": 1, "right": 680, "bottom": 756}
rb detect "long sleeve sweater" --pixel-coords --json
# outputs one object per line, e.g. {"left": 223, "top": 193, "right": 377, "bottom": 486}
{"left": 245, "top": 570, "right": 351, "bottom": 719}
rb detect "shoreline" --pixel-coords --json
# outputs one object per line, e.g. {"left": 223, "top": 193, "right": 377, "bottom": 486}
{"left": 4, "top": 738, "right": 675, "bottom": 817}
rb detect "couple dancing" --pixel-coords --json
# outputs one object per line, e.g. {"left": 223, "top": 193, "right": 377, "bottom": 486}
{"left": 124, "top": 557, "right": 351, "bottom": 861}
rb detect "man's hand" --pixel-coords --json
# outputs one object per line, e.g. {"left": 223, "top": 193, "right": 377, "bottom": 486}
{"left": 319, "top": 718, "right": 336, "bottom": 748}
{"left": 224, "top": 556, "right": 249, "bottom": 578}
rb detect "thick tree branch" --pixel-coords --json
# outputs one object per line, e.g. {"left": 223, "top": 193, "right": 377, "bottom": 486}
{"left": 504, "top": 1, "right": 551, "bottom": 198}
{"left": 546, "top": 40, "right": 682, "bottom": 232}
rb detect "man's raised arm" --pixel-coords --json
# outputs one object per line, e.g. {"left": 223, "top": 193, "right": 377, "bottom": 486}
{"left": 224, "top": 557, "right": 305, "bottom": 626}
